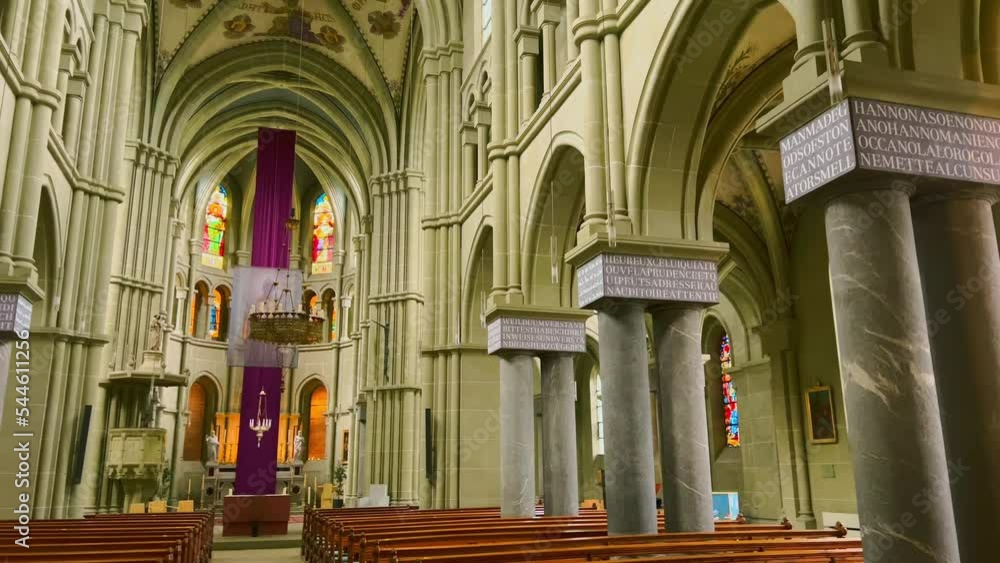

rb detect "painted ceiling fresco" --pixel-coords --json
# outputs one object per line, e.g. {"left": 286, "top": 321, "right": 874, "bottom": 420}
{"left": 717, "top": 161, "right": 767, "bottom": 242}
{"left": 714, "top": 4, "right": 795, "bottom": 112}
{"left": 155, "top": 0, "right": 415, "bottom": 107}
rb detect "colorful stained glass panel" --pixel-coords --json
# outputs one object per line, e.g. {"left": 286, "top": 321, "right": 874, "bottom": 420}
{"left": 312, "top": 193, "right": 336, "bottom": 275}
{"left": 721, "top": 334, "right": 740, "bottom": 447}
{"left": 202, "top": 186, "right": 228, "bottom": 269}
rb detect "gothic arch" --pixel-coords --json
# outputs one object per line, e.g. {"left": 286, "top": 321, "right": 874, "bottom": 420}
{"left": 520, "top": 134, "right": 586, "bottom": 305}
{"left": 462, "top": 218, "right": 494, "bottom": 343}
{"left": 627, "top": 0, "right": 787, "bottom": 238}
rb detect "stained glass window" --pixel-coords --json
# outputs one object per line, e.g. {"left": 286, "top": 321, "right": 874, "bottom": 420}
{"left": 208, "top": 289, "right": 222, "bottom": 339}
{"left": 312, "top": 193, "right": 336, "bottom": 275}
{"left": 202, "top": 186, "right": 228, "bottom": 269}
{"left": 330, "top": 307, "right": 338, "bottom": 341}
{"left": 721, "top": 334, "right": 740, "bottom": 447}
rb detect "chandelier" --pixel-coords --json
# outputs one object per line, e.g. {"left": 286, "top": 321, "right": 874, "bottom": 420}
{"left": 245, "top": 210, "right": 325, "bottom": 346}
{"left": 246, "top": 271, "right": 325, "bottom": 345}
{"left": 248, "top": 388, "right": 273, "bottom": 447}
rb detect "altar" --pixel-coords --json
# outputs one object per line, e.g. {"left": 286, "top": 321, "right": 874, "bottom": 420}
{"left": 222, "top": 494, "right": 292, "bottom": 537}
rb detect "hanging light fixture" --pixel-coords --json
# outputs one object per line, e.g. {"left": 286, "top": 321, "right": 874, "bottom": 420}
{"left": 246, "top": 209, "right": 324, "bottom": 345}
{"left": 248, "top": 388, "right": 273, "bottom": 447}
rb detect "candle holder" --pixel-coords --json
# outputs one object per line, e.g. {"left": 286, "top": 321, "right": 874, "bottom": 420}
{"left": 248, "top": 388, "right": 273, "bottom": 446}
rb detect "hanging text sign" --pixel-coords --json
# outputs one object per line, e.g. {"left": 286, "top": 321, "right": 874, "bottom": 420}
{"left": 487, "top": 317, "right": 587, "bottom": 355}
{"left": 781, "top": 98, "right": 1000, "bottom": 203}
{"left": 0, "top": 294, "right": 32, "bottom": 337}
{"left": 576, "top": 254, "right": 720, "bottom": 309}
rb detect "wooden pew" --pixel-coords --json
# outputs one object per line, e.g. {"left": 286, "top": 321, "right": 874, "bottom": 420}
{"left": 340, "top": 515, "right": 786, "bottom": 561}
{"left": 375, "top": 528, "right": 850, "bottom": 563}
{"left": 302, "top": 505, "right": 864, "bottom": 563}
{"left": 302, "top": 506, "right": 798, "bottom": 563}
{"left": 0, "top": 511, "right": 212, "bottom": 563}
{"left": 386, "top": 536, "right": 861, "bottom": 563}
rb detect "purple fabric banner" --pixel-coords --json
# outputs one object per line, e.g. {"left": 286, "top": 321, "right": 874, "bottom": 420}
{"left": 234, "top": 128, "right": 297, "bottom": 495}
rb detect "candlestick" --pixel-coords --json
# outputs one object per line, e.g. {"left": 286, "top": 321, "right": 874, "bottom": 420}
{"left": 187, "top": 478, "right": 192, "bottom": 499}
{"left": 282, "top": 486, "right": 288, "bottom": 495}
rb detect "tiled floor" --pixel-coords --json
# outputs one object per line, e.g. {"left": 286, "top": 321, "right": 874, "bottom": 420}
{"left": 213, "top": 548, "right": 301, "bottom": 561}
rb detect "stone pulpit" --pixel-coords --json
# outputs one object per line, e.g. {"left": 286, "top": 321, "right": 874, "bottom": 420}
{"left": 105, "top": 428, "right": 168, "bottom": 510}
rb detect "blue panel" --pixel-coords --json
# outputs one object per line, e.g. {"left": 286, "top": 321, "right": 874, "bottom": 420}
{"left": 712, "top": 492, "right": 740, "bottom": 520}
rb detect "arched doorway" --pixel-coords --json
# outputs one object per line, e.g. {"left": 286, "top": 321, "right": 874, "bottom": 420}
{"left": 183, "top": 376, "right": 218, "bottom": 462}
{"left": 298, "top": 379, "right": 329, "bottom": 462}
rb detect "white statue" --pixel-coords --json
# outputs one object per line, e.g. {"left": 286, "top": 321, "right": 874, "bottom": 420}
{"left": 148, "top": 312, "right": 169, "bottom": 352}
{"left": 206, "top": 430, "right": 220, "bottom": 464}
{"left": 293, "top": 430, "right": 305, "bottom": 463}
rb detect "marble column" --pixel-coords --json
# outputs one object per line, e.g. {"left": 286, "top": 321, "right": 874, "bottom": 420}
{"left": 651, "top": 304, "right": 714, "bottom": 532}
{"left": 597, "top": 301, "right": 657, "bottom": 535}
{"left": 824, "top": 183, "right": 960, "bottom": 563}
{"left": 912, "top": 188, "right": 1000, "bottom": 563}
{"left": 540, "top": 354, "right": 579, "bottom": 516}
{"left": 500, "top": 353, "right": 535, "bottom": 517}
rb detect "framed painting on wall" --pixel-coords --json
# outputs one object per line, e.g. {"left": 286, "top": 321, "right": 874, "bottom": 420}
{"left": 805, "top": 385, "right": 838, "bottom": 444}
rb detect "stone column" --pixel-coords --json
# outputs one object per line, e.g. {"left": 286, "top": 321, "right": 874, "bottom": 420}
{"left": 532, "top": 0, "right": 561, "bottom": 94}
{"left": 760, "top": 317, "right": 816, "bottom": 528}
{"left": 516, "top": 27, "right": 540, "bottom": 121}
{"left": 489, "top": 306, "right": 591, "bottom": 517}
{"left": 565, "top": 0, "right": 579, "bottom": 61}
{"left": 11, "top": 0, "right": 68, "bottom": 272}
{"left": 651, "top": 304, "right": 713, "bottom": 532}
{"left": 566, "top": 236, "right": 727, "bottom": 534}
{"left": 499, "top": 353, "right": 535, "bottom": 517}
{"left": 62, "top": 74, "right": 87, "bottom": 157}
{"left": 840, "top": 0, "right": 889, "bottom": 64}
{"left": 475, "top": 114, "right": 489, "bottom": 183}
{"left": 825, "top": 183, "right": 959, "bottom": 563}
{"left": 461, "top": 124, "right": 477, "bottom": 197}
{"left": 912, "top": 188, "right": 1000, "bottom": 562}
{"left": 574, "top": 10, "right": 608, "bottom": 236}
{"left": 538, "top": 19, "right": 557, "bottom": 93}
{"left": 52, "top": 48, "right": 75, "bottom": 130}
{"left": 540, "top": 353, "right": 579, "bottom": 516}
{"left": 596, "top": 301, "right": 656, "bottom": 534}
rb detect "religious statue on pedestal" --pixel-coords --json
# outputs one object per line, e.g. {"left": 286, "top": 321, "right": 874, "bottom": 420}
{"left": 206, "top": 430, "right": 220, "bottom": 465}
{"left": 148, "top": 312, "right": 169, "bottom": 352}
{"left": 293, "top": 430, "right": 305, "bottom": 464}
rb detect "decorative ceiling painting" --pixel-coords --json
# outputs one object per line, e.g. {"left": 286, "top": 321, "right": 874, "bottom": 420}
{"left": 716, "top": 163, "right": 767, "bottom": 242}
{"left": 341, "top": 0, "right": 415, "bottom": 102}
{"left": 713, "top": 4, "right": 795, "bottom": 113}
{"left": 155, "top": 0, "right": 415, "bottom": 109}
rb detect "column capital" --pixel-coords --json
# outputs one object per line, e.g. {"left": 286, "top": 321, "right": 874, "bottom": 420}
{"left": 473, "top": 102, "right": 492, "bottom": 127}
{"left": 460, "top": 123, "right": 478, "bottom": 145}
{"left": 531, "top": 0, "right": 563, "bottom": 25}
{"left": 67, "top": 73, "right": 90, "bottom": 97}
{"left": 514, "top": 27, "right": 541, "bottom": 58}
